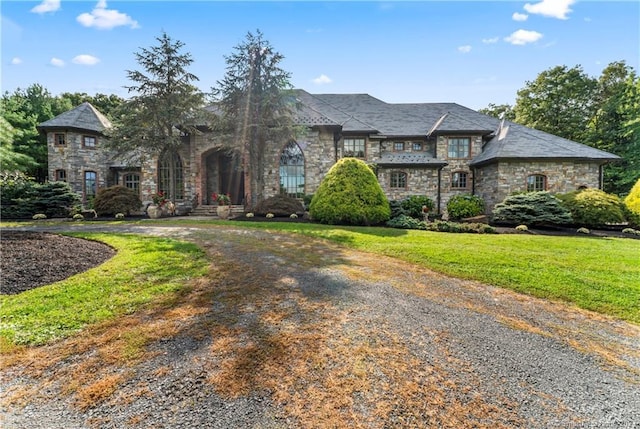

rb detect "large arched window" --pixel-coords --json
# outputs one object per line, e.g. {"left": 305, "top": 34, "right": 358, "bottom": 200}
{"left": 279, "top": 141, "right": 305, "bottom": 198}
{"left": 158, "top": 150, "right": 184, "bottom": 200}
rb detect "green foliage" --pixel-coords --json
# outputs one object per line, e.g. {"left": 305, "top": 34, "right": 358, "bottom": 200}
{"left": 309, "top": 158, "right": 390, "bottom": 225}
{"left": 0, "top": 173, "right": 79, "bottom": 218}
{"left": 557, "top": 188, "right": 628, "bottom": 227}
{"left": 624, "top": 178, "right": 640, "bottom": 226}
{"left": 401, "top": 195, "right": 434, "bottom": 218}
{"left": 492, "top": 191, "right": 573, "bottom": 226}
{"left": 0, "top": 234, "right": 209, "bottom": 346}
{"left": 253, "top": 194, "right": 304, "bottom": 217}
{"left": 478, "top": 103, "right": 515, "bottom": 121}
{"left": 212, "top": 30, "right": 297, "bottom": 207}
{"left": 106, "top": 32, "right": 207, "bottom": 162}
{"left": 446, "top": 194, "right": 485, "bottom": 220}
{"left": 386, "top": 215, "right": 495, "bottom": 234}
{"left": 93, "top": 185, "right": 142, "bottom": 216}
{"left": 386, "top": 214, "right": 425, "bottom": 229}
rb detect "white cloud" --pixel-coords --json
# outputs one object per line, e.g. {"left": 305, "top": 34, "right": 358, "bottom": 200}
{"left": 482, "top": 37, "right": 499, "bottom": 44}
{"left": 77, "top": 1, "right": 139, "bottom": 30}
{"left": 458, "top": 45, "right": 472, "bottom": 54}
{"left": 30, "top": 0, "right": 60, "bottom": 14}
{"left": 11, "top": 57, "right": 22, "bottom": 65}
{"left": 504, "top": 29, "right": 543, "bottom": 45}
{"left": 512, "top": 12, "right": 528, "bottom": 21}
{"left": 50, "top": 57, "right": 65, "bottom": 67}
{"left": 72, "top": 54, "right": 100, "bottom": 65}
{"left": 524, "top": 0, "right": 574, "bottom": 20}
{"left": 312, "top": 74, "right": 333, "bottom": 85}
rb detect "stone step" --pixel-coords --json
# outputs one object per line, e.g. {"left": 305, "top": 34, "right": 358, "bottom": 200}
{"left": 190, "top": 205, "right": 244, "bottom": 217}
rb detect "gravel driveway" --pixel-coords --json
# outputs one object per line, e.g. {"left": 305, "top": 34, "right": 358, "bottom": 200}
{"left": 2, "top": 222, "right": 639, "bottom": 428}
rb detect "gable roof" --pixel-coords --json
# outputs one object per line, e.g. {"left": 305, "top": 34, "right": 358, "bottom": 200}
{"left": 470, "top": 121, "right": 621, "bottom": 166}
{"left": 38, "top": 102, "right": 112, "bottom": 134}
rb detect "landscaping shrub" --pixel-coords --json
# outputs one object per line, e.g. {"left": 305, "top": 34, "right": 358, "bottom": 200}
{"left": 400, "top": 195, "right": 434, "bottom": 219}
{"left": 93, "top": 185, "right": 142, "bottom": 216}
{"left": 624, "top": 178, "right": 640, "bottom": 227}
{"left": 386, "top": 216, "right": 495, "bottom": 234}
{"left": 446, "top": 194, "right": 485, "bottom": 220}
{"left": 253, "top": 194, "right": 305, "bottom": 217}
{"left": 1, "top": 173, "right": 79, "bottom": 218}
{"left": 386, "top": 214, "right": 426, "bottom": 230}
{"left": 491, "top": 191, "right": 572, "bottom": 226}
{"left": 309, "top": 158, "right": 390, "bottom": 225}
{"left": 557, "top": 188, "right": 627, "bottom": 228}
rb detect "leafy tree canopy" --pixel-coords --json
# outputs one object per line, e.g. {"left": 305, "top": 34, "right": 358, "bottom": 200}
{"left": 478, "top": 103, "right": 515, "bottom": 121}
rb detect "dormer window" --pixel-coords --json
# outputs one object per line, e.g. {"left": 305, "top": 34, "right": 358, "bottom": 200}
{"left": 447, "top": 137, "right": 471, "bottom": 159}
{"left": 412, "top": 142, "right": 422, "bottom": 151}
{"left": 393, "top": 142, "right": 405, "bottom": 151}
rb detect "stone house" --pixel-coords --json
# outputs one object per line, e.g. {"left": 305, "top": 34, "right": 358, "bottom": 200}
{"left": 39, "top": 90, "right": 620, "bottom": 215}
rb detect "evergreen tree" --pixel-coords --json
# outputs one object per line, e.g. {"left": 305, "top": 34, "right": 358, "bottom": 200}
{"left": 212, "top": 30, "right": 297, "bottom": 208}
{"left": 106, "top": 32, "right": 207, "bottom": 161}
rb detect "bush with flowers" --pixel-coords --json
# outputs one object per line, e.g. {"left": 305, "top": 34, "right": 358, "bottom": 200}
{"left": 151, "top": 191, "right": 168, "bottom": 207}
{"left": 212, "top": 192, "right": 231, "bottom": 206}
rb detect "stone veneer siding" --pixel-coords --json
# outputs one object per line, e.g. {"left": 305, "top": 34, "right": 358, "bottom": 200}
{"left": 474, "top": 160, "right": 602, "bottom": 211}
{"left": 437, "top": 135, "right": 483, "bottom": 217}
{"left": 47, "top": 130, "right": 109, "bottom": 202}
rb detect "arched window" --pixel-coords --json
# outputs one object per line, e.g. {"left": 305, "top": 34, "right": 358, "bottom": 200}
{"left": 84, "top": 170, "right": 97, "bottom": 202}
{"left": 527, "top": 174, "right": 547, "bottom": 192}
{"left": 279, "top": 141, "right": 305, "bottom": 198}
{"left": 158, "top": 151, "right": 184, "bottom": 200}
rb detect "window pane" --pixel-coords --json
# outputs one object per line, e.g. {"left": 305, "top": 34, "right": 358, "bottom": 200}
{"left": 412, "top": 142, "right": 422, "bottom": 151}
{"left": 452, "top": 172, "right": 468, "bottom": 188}
{"left": 85, "top": 171, "right": 96, "bottom": 197}
{"left": 394, "top": 142, "right": 405, "bottom": 151}
{"left": 55, "top": 169, "right": 66, "bottom": 182}
{"left": 124, "top": 173, "right": 140, "bottom": 192}
{"left": 390, "top": 172, "right": 407, "bottom": 188}
{"left": 527, "top": 175, "right": 546, "bottom": 192}
{"left": 280, "top": 142, "right": 305, "bottom": 197}
{"left": 159, "top": 151, "right": 183, "bottom": 200}
{"left": 83, "top": 136, "right": 96, "bottom": 147}
{"left": 55, "top": 133, "right": 66, "bottom": 146}
{"left": 448, "top": 138, "right": 470, "bottom": 158}
{"left": 344, "top": 138, "right": 365, "bottom": 158}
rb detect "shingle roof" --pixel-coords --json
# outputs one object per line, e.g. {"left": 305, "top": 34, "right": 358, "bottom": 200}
{"left": 38, "top": 102, "right": 112, "bottom": 133}
{"left": 377, "top": 152, "right": 448, "bottom": 167}
{"left": 470, "top": 121, "right": 621, "bottom": 166}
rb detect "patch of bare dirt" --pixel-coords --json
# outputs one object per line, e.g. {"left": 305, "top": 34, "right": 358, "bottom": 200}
{"left": 0, "top": 231, "right": 116, "bottom": 295}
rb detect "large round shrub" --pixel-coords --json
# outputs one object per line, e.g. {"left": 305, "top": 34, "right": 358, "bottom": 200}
{"left": 309, "top": 158, "right": 390, "bottom": 225}
{"left": 446, "top": 194, "right": 485, "bottom": 220}
{"left": 624, "top": 178, "right": 640, "bottom": 227}
{"left": 492, "top": 191, "right": 572, "bottom": 226}
{"left": 93, "top": 185, "right": 142, "bottom": 216}
{"left": 557, "top": 188, "right": 627, "bottom": 228}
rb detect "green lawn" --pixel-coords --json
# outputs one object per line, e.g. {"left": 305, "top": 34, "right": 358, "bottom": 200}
{"left": 224, "top": 221, "right": 640, "bottom": 324}
{"left": 0, "top": 233, "right": 209, "bottom": 347}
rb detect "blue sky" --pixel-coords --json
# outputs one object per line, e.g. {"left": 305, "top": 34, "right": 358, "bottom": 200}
{"left": 2, "top": 0, "right": 638, "bottom": 110}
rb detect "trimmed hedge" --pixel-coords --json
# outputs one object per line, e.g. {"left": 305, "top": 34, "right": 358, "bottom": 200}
{"left": 309, "top": 158, "right": 390, "bottom": 225}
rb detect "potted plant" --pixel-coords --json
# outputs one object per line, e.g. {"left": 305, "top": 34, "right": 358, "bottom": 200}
{"left": 148, "top": 191, "right": 167, "bottom": 219}
{"left": 213, "top": 192, "right": 232, "bottom": 219}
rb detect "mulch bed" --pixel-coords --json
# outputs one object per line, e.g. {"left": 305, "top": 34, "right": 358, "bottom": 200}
{"left": 0, "top": 231, "right": 116, "bottom": 295}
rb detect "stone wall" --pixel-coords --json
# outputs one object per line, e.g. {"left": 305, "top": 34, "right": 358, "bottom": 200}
{"left": 437, "top": 135, "right": 483, "bottom": 217}
{"left": 474, "top": 160, "right": 602, "bottom": 211}
{"left": 47, "top": 130, "right": 110, "bottom": 202}
{"left": 378, "top": 167, "right": 440, "bottom": 203}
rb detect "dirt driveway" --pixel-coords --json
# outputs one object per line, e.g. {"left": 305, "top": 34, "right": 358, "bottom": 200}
{"left": 2, "top": 223, "right": 639, "bottom": 428}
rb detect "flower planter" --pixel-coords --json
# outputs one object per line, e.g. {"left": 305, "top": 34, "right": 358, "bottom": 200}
{"left": 147, "top": 204, "right": 163, "bottom": 219}
{"left": 216, "top": 205, "right": 231, "bottom": 220}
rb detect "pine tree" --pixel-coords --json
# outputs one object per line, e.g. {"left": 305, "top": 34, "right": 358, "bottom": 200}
{"left": 212, "top": 30, "right": 297, "bottom": 208}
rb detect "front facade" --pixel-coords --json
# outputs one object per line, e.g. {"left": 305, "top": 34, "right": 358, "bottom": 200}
{"left": 39, "top": 91, "right": 620, "bottom": 216}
